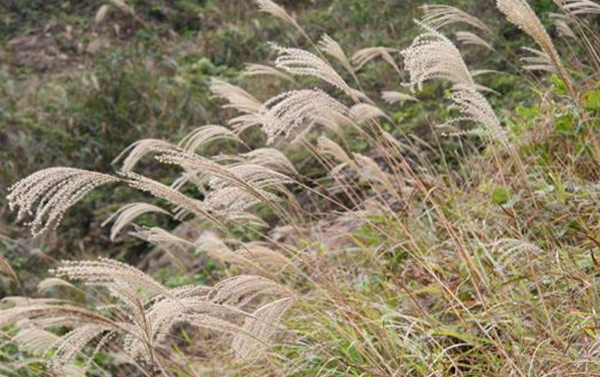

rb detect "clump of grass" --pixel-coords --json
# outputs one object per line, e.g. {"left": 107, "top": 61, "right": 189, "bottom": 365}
{"left": 3, "top": 1, "right": 600, "bottom": 376}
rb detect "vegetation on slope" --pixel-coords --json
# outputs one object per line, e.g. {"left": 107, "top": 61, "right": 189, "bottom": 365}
{"left": 1, "top": 0, "right": 600, "bottom": 376}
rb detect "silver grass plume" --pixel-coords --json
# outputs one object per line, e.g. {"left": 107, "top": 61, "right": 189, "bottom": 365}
{"left": 351, "top": 47, "right": 401, "bottom": 73}
{"left": 210, "top": 79, "right": 263, "bottom": 114}
{"left": 421, "top": 4, "right": 490, "bottom": 32}
{"left": 52, "top": 258, "right": 171, "bottom": 300}
{"left": 202, "top": 187, "right": 277, "bottom": 215}
{"left": 455, "top": 31, "right": 496, "bottom": 51}
{"left": 196, "top": 232, "right": 290, "bottom": 274}
{"left": 401, "top": 23, "right": 476, "bottom": 91}
{"left": 232, "top": 298, "right": 293, "bottom": 362}
{"left": 317, "top": 136, "right": 358, "bottom": 172}
{"left": 402, "top": 24, "right": 507, "bottom": 144}
{"left": 243, "top": 63, "right": 293, "bottom": 81}
{"left": 381, "top": 91, "right": 418, "bottom": 104}
{"left": 6, "top": 258, "right": 292, "bottom": 368}
{"left": 238, "top": 243, "right": 291, "bottom": 272}
{"left": 520, "top": 47, "right": 556, "bottom": 73}
{"left": 157, "top": 150, "right": 292, "bottom": 195}
{"left": 271, "top": 43, "right": 354, "bottom": 96}
{"left": 352, "top": 153, "right": 394, "bottom": 190}
{"left": 549, "top": 13, "right": 577, "bottom": 39}
{"left": 50, "top": 324, "right": 111, "bottom": 372}
{"left": 156, "top": 150, "right": 292, "bottom": 214}
{"left": 124, "top": 172, "right": 221, "bottom": 224}
{"left": 318, "top": 34, "right": 356, "bottom": 78}
{"left": 497, "top": 0, "right": 570, "bottom": 83}
{"left": 13, "top": 325, "right": 60, "bottom": 354}
{"left": 241, "top": 148, "right": 298, "bottom": 175}
{"left": 37, "top": 277, "right": 76, "bottom": 294}
{"left": 235, "top": 89, "right": 349, "bottom": 143}
{"left": 445, "top": 85, "right": 509, "bottom": 144}
{"left": 102, "top": 202, "right": 170, "bottom": 241}
{"left": 8, "top": 168, "right": 119, "bottom": 237}
{"left": 130, "top": 227, "right": 194, "bottom": 267}
{"left": 113, "top": 139, "right": 174, "bottom": 173}
{"left": 556, "top": 0, "right": 600, "bottom": 15}
{"left": 211, "top": 275, "right": 292, "bottom": 306}
{"left": 349, "top": 103, "right": 390, "bottom": 124}
{"left": 255, "top": 0, "right": 301, "bottom": 30}
{"left": 178, "top": 125, "right": 242, "bottom": 152}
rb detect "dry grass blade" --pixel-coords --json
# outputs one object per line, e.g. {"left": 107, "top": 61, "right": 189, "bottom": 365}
{"left": 7, "top": 168, "right": 119, "bottom": 237}
{"left": 421, "top": 4, "right": 490, "bottom": 32}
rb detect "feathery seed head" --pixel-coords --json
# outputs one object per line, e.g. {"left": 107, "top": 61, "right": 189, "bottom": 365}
{"left": 520, "top": 47, "right": 556, "bottom": 73}
{"left": 271, "top": 43, "right": 353, "bottom": 95}
{"left": 381, "top": 91, "right": 418, "bottom": 104}
{"left": 103, "top": 202, "right": 170, "bottom": 241}
{"left": 401, "top": 23, "right": 475, "bottom": 91}
{"left": 445, "top": 85, "right": 509, "bottom": 144}
{"left": 549, "top": 13, "right": 577, "bottom": 39}
{"left": 318, "top": 34, "right": 355, "bottom": 76}
{"left": 351, "top": 47, "right": 400, "bottom": 73}
{"left": 243, "top": 63, "right": 293, "bottom": 81}
{"left": 421, "top": 4, "right": 490, "bottom": 32}
{"left": 8, "top": 168, "right": 119, "bottom": 237}
{"left": 254, "top": 89, "right": 349, "bottom": 143}
{"left": 113, "top": 139, "right": 174, "bottom": 173}
{"left": 255, "top": 0, "right": 299, "bottom": 29}
{"left": 497, "top": 0, "right": 566, "bottom": 77}
{"left": 210, "top": 79, "right": 263, "bottom": 114}
{"left": 455, "top": 31, "right": 495, "bottom": 51}
{"left": 349, "top": 103, "right": 389, "bottom": 124}
{"left": 178, "top": 125, "right": 242, "bottom": 152}
{"left": 555, "top": 0, "right": 600, "bottom": 15}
